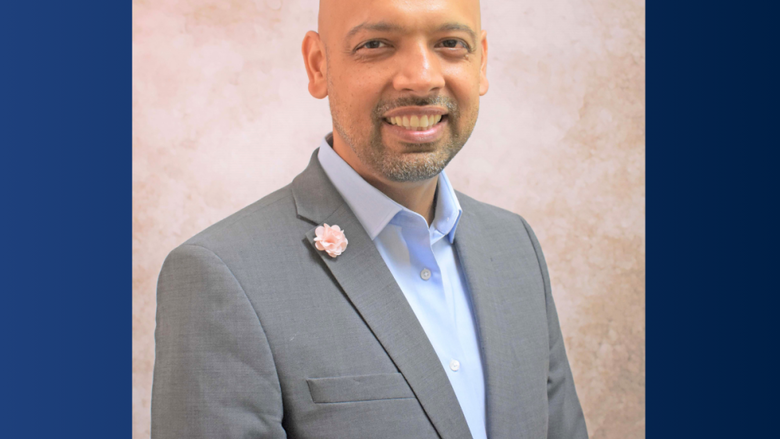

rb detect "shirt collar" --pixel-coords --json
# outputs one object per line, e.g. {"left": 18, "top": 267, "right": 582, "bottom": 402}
{"left": 317, "top": 134, "right": 462, "bottom": 243}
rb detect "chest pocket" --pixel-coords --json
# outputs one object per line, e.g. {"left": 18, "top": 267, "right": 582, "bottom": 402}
{"left": 306, "top": 373, "right": 415, "bottom": 404}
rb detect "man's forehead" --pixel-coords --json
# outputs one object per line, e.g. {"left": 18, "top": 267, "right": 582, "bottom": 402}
{"left": 318, "top": 0, "right": 481, "bottom": 39}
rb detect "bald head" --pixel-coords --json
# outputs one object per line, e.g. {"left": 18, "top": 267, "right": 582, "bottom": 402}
{"left": 317, "top": 0, "right": 482, "bottom": 54}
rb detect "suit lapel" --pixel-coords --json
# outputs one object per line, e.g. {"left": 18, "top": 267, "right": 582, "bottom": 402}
{"left": 454, "top": 207, "right": 539, "bottom": 439}
{"left": 293, "top": 151, "right": 472, "bottom": 439}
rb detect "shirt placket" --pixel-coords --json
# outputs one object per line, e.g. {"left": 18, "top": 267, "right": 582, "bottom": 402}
{"left": 399, "top": 214, "right": 467, "bottom": 382}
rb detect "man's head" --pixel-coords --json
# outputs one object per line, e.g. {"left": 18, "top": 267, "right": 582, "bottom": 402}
{"left": 302, "top": 0, "right": 488, "bottom": 185}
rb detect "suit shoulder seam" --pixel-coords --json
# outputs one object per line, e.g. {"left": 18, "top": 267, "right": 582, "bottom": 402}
{"left": 214, "top": 187, "right": 293, "bottom": 226}
{"left": 455, "top": 190, "right": 517, "bottom": 217}
{"left": 185, "top": 187, "right": 294, "bottom": 244}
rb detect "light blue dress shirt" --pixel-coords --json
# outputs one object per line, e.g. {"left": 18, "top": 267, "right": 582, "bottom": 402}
{"left": 317, "top": 137, "right": 487, "bottom": 439}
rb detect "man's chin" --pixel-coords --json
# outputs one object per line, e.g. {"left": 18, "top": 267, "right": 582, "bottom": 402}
{"left": 391, "top": 141, "right": 442, "bottom": 153}
{"left": 371, "top": 148, "right": 458, "bottom": 183}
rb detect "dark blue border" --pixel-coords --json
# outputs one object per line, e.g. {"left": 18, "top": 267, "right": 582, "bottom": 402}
{"left": 2, "top": 0, "right": 776, "bottom": 436}
{"left": 1, "top": 1, "right": 130, "bottom": 436}
{"left": 648, "top": 1, "right": 776, "bottom": 437}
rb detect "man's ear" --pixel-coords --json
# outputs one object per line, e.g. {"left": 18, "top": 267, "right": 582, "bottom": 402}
{"left": 302, "top": 31, "right": 328, "bottom": 99}
{"left": 479, "top": 30, "right": 489, "bottom": 96}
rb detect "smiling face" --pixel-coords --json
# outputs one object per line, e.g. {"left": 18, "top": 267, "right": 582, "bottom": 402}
{"left": 304, "top": 0, "right": 488, "bottom": 184}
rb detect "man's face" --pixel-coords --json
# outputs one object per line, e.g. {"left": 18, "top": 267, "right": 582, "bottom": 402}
{"left": 319, "top": 0, "right": 488, "bottom": 183}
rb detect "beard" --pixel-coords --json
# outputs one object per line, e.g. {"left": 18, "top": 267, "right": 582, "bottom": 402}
{"left": 330, "top": 94, "right": 478, "bottom": 182}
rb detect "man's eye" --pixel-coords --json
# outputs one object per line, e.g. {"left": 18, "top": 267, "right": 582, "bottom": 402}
{"left": 360, "top": 40, "right": 386, "bottom": 50}
{"left": 440, "top": 39, "right": 467, "bottom": 49}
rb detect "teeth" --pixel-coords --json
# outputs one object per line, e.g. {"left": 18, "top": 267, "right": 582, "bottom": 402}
{"left": 387, "top": 114, "right": 444, "bottom": 129}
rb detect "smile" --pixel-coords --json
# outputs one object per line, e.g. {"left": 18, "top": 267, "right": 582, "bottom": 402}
{"left": 384, "top": 114, "right": 445, "bottom": 131}
{"left": 381, "top": 114, "right": 448, "bottom": 144}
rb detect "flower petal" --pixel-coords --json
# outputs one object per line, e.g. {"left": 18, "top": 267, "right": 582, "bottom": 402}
{"left": 314, "top": 223, "right": 347, "bottom": 258}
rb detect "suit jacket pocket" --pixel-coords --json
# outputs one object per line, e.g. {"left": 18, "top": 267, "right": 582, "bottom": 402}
{"left": 306, "top": 373, "right": 415, "bottom": 404}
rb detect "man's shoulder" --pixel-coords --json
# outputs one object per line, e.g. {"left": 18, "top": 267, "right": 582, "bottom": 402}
{"left": 177, "top": 183, "right": 309, "bottom": 255}
{"left": 455, "top": 190, "right": 530, "bottom": 229}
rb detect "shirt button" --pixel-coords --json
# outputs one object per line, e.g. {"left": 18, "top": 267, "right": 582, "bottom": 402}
{"left": 420, "top": 268, "right": 432, "bottom": 280}
{"left": 449, "top": 359, "right": 460, "bottom": 371}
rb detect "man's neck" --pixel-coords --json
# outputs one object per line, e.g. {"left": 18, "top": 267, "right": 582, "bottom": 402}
{"left": 330, "top": 134, "right": 438, "bottom": 226}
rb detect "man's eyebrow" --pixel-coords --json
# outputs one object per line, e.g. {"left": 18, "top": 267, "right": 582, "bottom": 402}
{"left": 345, "top": 21, "right": 405, "bottom": 41}
{"left": 345, "top": 21, "right": 478, "bottom": 44}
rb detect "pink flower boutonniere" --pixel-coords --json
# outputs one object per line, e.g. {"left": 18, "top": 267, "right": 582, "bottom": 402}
{"left": 314, "top": 223, "right": 348, "bottom": 258}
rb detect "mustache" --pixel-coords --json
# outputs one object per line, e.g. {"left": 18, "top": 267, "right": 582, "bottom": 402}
{"left": 372, "top": 95, "right": 458, "bottom": 121}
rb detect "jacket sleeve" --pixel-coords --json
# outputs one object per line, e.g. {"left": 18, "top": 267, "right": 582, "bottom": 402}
{"left": 520, "top": 218, "right": 589, "bottom": 439}
{"left": 151, "top": 244, "right": 286, "bottom": 438}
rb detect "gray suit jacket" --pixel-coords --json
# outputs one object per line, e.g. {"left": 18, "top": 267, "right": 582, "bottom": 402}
{"left": 152, "top": 150, "right": 588, "bottom": 439}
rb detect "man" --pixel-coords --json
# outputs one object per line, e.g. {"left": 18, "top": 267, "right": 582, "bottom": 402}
{"left": 151, "top": 0, "right": 588, "bottom": 437}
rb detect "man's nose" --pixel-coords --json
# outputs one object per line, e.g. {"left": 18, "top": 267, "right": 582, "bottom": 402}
{"left": 392, "top": 42, "right": 445, "bottom": 96}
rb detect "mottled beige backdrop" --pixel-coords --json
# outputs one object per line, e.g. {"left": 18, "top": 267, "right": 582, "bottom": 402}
{"left": 133, "top": 0, "right": 645, "bottom": 438}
